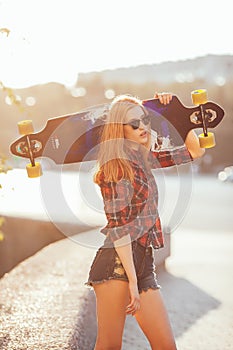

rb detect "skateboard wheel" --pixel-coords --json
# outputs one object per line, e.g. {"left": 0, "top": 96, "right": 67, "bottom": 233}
{"left": 198, "top": 132, "right": 215, "bottom": 148}
{"left": 18, "top": 120, "right": 34, "bottom": 135}
{"left": 191, "top": 89, "right": 208, "bottom": 105}
{"left": 26, "top": 162, "right": 42, "bottom": 178}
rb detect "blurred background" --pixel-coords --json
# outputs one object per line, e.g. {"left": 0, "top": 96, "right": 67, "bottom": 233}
{"left": 1, "top": 56, "right": 232, "bottom": 174}
{"left": 0, "top": 0, "right": 233, "bottom": 272}
{"left": 0, "top": 0, "right": 232, "bottom": 175}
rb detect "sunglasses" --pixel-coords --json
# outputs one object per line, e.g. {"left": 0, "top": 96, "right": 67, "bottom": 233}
{"left": 124, "top": 115, "right": 151, "bottom": 130}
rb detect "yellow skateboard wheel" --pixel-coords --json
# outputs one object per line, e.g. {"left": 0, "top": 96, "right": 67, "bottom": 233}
{"left": 26, "top": 162, "right": 42, "bottom": 178}
{"left": 191, "top": 89, "right": 208, "bottom": 105}
{"left": 18, "top": 120, "right": 34, "bottom": 135}
{"left": 198, "top": 132, "right": 215, "bottom": 148}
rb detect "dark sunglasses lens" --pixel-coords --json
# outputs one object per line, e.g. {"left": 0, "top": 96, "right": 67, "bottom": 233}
{"left": 129, "top": 120, "right": 140, "bottom": 129}
{"left": 127, "top": 115, "right": 151, "bottom": 129}
{"left": 142, "top": 115, "right": 151, "bottom": 125}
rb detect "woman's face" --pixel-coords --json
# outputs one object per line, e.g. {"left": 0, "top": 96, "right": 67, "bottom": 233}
{"left": 123, "top": 105, "right": 150, "bottom": 147}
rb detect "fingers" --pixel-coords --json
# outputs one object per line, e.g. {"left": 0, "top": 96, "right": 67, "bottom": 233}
{"left": 126, "top": 298, "right": 140, "bottom": 315}
{"left": 154, "top": 92, "right": 173, "bottom": 105}
{"left": 127, "top": 281, "right": 140, "bottom": 315}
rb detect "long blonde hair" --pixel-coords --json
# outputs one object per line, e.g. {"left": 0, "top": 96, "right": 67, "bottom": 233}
{"left": 94, "top": 94, "right": 151, "bottom": 184}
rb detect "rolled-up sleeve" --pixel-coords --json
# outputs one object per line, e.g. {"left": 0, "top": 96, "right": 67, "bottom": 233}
{"left": 149, "top": 146, "right": 193, "bottom": 169}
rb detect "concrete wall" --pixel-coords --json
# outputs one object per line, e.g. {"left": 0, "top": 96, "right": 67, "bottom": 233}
{"left": 0, "top": 236, "right": 97, "bottom": 350}
{"left": 0, "top": 216, "right": 90, "bottom": 277}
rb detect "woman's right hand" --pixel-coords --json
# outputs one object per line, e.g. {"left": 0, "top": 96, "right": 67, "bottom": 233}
{"left": 154, "top": 92, "right": 173, "bottom": 105}
{"left": 126, "top": 280, "right": 140, "bottom": 315}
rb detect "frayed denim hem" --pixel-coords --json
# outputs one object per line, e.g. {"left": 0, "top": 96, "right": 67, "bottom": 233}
{"left": 85, "top": 276, "right": 128, "bottom": 289}
{"left": 85, "top": 278, "right": 161, "bottom": 294}
{"left": 139, "top": 284, "right": 161, "bottom": 294}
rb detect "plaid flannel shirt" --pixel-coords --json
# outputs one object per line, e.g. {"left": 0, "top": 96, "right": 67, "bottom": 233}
{"left": 100, "top": 146, "right": 192, "bottom": 249}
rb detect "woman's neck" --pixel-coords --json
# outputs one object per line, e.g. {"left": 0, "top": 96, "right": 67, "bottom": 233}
{"left": 124, "top": 139, "right": 140, "bottom": 150}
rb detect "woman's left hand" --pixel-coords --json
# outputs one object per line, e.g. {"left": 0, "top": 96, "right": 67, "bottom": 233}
{"left": 154, "top": 92, "right": 173, "bottom": 105}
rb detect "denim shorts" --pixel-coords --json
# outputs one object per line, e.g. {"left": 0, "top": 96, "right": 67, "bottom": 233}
{"left": 85, "top": 241, "right": 160, "bottom": 293}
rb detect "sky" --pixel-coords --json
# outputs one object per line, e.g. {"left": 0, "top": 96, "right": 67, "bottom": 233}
{"left": 0, "top": 0, "right": 232, "bottom": 88}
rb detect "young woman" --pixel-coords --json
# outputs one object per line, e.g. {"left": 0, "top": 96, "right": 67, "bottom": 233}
{"left": 86, "top": 92, "right": 205, "bottom": 350}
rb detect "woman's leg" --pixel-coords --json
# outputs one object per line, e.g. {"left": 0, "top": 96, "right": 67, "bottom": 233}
{"left": 93, "top": 279, "right": 130, "bottom": 350}
{"left": 135, "top": 288, "right": 177, "bottom": 350}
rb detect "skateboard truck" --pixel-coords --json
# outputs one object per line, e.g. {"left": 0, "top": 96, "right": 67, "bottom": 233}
{"left": 17, "top": 120, "right": 43, "bottom": 178}
{"left": 191, "top": 89, "right": 216, "bottom": 148}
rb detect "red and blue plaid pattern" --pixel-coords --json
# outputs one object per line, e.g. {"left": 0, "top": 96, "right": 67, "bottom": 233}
{"left": 100, "top": 146, "right": 192, "bottom": 249}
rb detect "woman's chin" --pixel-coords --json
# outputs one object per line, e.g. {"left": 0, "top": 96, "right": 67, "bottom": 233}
{"left": 140, "top": 135, "right": 148, "bottom": 145}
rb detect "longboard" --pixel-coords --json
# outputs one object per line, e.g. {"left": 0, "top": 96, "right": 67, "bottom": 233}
{"left": 10, "top": 89, "right": 225, "bottom": 177}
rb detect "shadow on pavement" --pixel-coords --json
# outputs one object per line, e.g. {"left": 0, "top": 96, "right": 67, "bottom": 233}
{"left": 122, "top": 268, "right": 221, "bottom": 349}
{"left": 158, "top": 269, "right": 221, "bottom": 338}
{"left": 68, "top": 290, "right": 97, "bottom": 350}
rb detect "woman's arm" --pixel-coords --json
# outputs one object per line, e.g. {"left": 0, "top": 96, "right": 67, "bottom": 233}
{"left": 185, "top": 130, "right": 205, "bottom": 159}
{"left": 114, "top": 234, "right": 140, "bottom": 315}
{"left": 154, "top": 92, "right": 205, "bottom": 160}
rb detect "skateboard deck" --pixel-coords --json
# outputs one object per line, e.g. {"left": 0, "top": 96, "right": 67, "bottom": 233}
{"left": 10, "top": 92, "right": 225, "bottom": 176}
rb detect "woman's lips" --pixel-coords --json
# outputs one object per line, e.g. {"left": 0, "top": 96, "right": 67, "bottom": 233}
{"left": 140, "top": 131, "right": 147, "bottom": 137}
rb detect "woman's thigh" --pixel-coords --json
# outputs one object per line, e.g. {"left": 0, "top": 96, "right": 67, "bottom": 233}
{"left": 93, "top": 279, "right": 130, "bottom": 349}
{"left": 135, "top": 289, "right": 177, "bottom": 350}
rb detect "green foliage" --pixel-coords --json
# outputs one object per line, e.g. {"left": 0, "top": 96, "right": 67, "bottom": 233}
{"left": 0, "top": 81, "right": 25, "bottom": 112}
{"left": 0, "top": 28, "right": 10, "bottom": 37}
{"left": 0, "top": 154, "right": 12, "bottom": 174}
